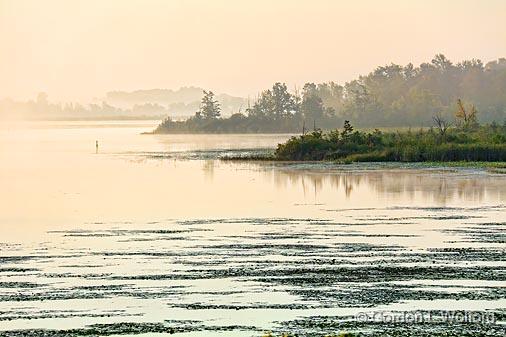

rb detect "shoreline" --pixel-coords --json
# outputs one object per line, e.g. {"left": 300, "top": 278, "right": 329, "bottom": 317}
{"left": 220, "top": 157, "right": 506, "bottom": 173}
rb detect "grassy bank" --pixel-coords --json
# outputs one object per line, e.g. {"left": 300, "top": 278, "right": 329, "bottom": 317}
{"left": 273, "top": 122, "right": 506, "bottom": 163}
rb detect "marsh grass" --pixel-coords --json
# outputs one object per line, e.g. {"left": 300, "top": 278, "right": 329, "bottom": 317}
{"left": 274, "top": 123, "right": 506, "bottom": 163}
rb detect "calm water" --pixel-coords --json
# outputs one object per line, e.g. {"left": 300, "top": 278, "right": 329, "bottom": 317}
{"left": 0, "top": 121, "right": 505, "bottom": 336}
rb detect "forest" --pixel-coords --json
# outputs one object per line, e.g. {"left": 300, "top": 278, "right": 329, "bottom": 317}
{"left": 154, "top": 54, "right": 506, "bottom": 133}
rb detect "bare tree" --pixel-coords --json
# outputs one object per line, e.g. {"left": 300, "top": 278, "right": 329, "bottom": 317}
{"left": 433, "top": 113, "right": 452, "bottom": 137}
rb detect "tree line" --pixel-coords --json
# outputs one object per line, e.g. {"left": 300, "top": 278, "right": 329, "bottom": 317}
{"left": 155, "top": 54, "right": 506, "bottom": 133}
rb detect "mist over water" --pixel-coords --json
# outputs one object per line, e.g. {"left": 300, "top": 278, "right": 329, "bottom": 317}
{"left": 1, "top": 1, "right": 505, "bottom": 335}
{"left": 1, "top": 121, "right": 504, "bottom": 239}
{"left": 0, "top": 121, "right": 505, "bottom": 336}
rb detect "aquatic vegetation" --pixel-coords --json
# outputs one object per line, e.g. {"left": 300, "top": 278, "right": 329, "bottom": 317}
{"left": 277, "top": 314, "right": 506, "bottom": 337}
{"left": 261, "top": 332, "right": 358, "bottom": 337}
{"left": 1, "top": 210, "right": 505, "bottom": 336}
{"left": 0, "top": 322, "right": 259, "bottom": 337}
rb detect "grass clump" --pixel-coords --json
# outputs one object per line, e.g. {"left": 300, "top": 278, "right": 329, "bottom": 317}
{"left": 275, "top": 120, "right": 506, "bottom": 163}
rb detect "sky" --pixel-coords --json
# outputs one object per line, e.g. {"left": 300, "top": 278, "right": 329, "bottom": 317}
{"left": 1, "top": 0, "right": 505, "bottom": 102}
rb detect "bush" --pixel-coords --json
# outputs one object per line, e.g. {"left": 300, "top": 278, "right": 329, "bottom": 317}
{"left": 274, "top": 122, "right": 506, "bottom": 162}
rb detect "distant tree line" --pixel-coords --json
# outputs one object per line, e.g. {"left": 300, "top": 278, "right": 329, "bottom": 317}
{"left": 155, "top": 54, "right": 506, "bottom": 133}
{"left": 0, "top": 92, "right": 168, "bottom": 120}
{"left": 0, "top": 88, "right": 246, "bottom": 120}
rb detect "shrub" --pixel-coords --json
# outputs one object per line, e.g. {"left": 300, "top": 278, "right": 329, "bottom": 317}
{"left": 274, "top": 122, "right": 506, "bottom": 162}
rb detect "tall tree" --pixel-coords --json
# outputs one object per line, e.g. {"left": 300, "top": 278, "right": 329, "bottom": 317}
{"left": 271, "top": 82, "right": 297, "bottom": 119}
{"left": 247, "top": 89, "right": 274, "bottom": 119}
{"left": 247, "top": 83, "right": 297, "bottom": 120}
{"left": 196, "top": 90, "right": 221, "bottom": 119}
{"left": 300, "top": 83, "right": 325, "bottom": 124}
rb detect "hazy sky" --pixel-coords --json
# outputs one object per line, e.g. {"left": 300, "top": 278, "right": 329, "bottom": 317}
{"left": 1, "top": 0, "right": 505, "bottom": 102}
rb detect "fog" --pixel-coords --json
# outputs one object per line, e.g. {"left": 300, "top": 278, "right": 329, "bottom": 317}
{"left": 1, "top": 0, "right": 505, "bottom": 103}
{"left": 1, "top": 3, "right": 505, "bottom": 333}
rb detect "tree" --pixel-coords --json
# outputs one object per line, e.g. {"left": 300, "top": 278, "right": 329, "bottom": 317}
{"left": 271, "top": 82, "right": 297, "bottom": 119}
{"left": 341, "top": 120, "right": 354, "bottom": 139}
{"left": 432, "top": 113, "right": 452, "bottom": 137}
{"left": 431, "top": 54, "right": 453, "bottom": 72}
{"left": 36, "top": 92, "right": 49, "bottom": 113}
{"left": 247, "top": 83, "right": 297, "bottom": 121}
{"left": 196, "top": 90, "right": 221, "bottom": 119}
{"left": 247, "top": 89, "right": 274, "bottom": 119}
{"left": 346, "top": 80, "right": 369, "bottom": 113}
{"left": 300, "top": 83, "right": 325, "bottom": 124}
{"left": 36, "top": 92, "right": 48, "bottom": 105}
{"left": 455, "top": 99, "right": 478, "bottom": 129}
{"left": 153, "top": 54, "right": 506, "bottom": 133}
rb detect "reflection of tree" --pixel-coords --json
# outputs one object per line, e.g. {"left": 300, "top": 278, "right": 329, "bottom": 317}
{"left": 256, "top": 165, "right": 506, "bottom": 204}
{"left": 202, "top": 160, "right": 215, "bottom": 181}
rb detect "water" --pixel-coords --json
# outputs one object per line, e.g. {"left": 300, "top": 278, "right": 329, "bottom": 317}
{"left": 0, "top": 121, "right": 504, "bottom": 336}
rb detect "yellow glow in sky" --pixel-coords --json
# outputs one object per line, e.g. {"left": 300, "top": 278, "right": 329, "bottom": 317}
{"left": 1, "top": 0, "right": 505, "bottom": 101}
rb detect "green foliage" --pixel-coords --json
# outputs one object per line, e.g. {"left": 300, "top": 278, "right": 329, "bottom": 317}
{"left": 154, "top": 54, "right": 506, "bottom": 133}
{"left": 454, "top": 99, "right": 479, "bottom": 130}
{"left": 275, "top": 121, "right": 506, "bottom": 162}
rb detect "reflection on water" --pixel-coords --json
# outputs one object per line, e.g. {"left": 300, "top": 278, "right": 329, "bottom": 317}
{"left": 0, "top": 121, "right": 505, "bottom": 241}
{"left": 202, "top": 160, "right": 215, "bottom": 181}
{"left": 152, "top": 132, "right": 294, "bottom": 152}
{"left": 0, "top": 121, "right": 505, "bottom": 336}
{"left": 257, "top": 166, "right": 506, "bottom": 204}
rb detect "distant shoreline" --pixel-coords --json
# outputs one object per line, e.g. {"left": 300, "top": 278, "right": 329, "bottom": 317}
{"left": 0, "top": 116, "right": 166, "bottom": 122}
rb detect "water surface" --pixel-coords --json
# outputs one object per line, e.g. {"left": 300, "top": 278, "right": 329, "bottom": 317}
{"left": 0, "top": 121, "right": 504, "bottom": 336}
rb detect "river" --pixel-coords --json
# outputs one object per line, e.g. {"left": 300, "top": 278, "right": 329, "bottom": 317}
{"left": 0, "top": 120, "right": 504, "bottom": 336}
